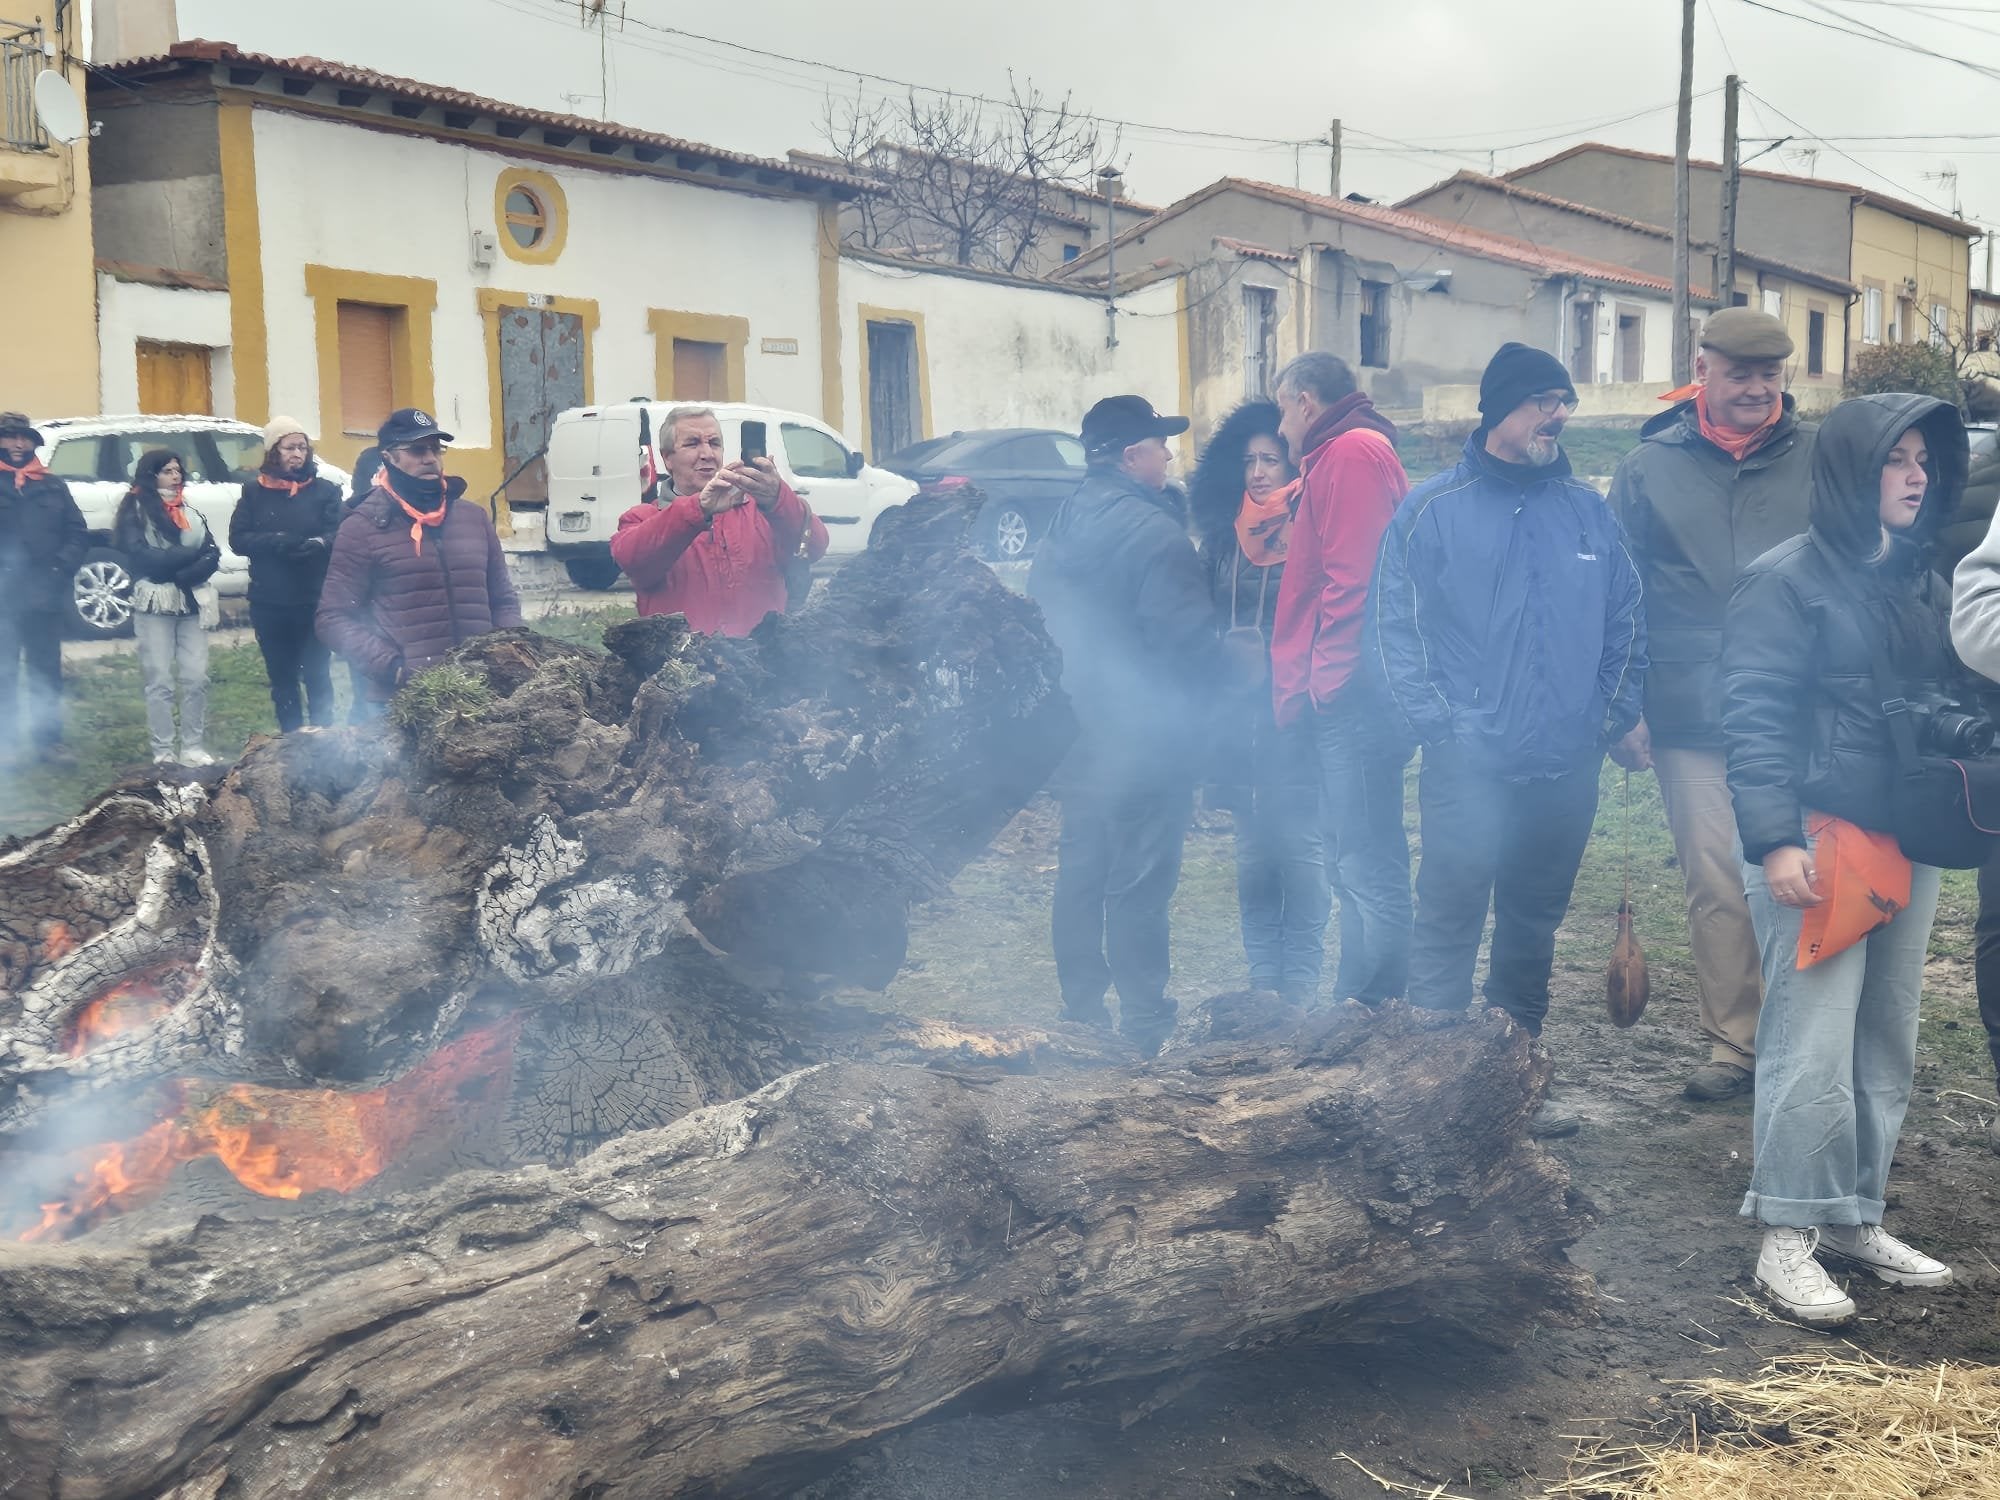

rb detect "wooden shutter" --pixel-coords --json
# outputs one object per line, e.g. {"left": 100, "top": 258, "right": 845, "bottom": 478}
{"left": 671, "top": 339, "right": 726, "bottom": 401}
{"left": 136, "top": 342, "right": 214, "bottom": 416}
{"left": 337, "top": 303, "right": 396, "bottom": 435}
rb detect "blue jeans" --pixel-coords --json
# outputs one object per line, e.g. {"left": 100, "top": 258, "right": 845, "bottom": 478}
{"left": 1741, "top": 850, "right": 1941, "bottom": 1228}
{"left": 1312, "top": 688, "right": 1413, "bottom": 1003}
{"left": 1235, "top": 715, "right": 1331, "bottom": 996}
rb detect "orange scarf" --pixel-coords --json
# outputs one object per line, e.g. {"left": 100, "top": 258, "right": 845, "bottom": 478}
{"left": 1658, "top": 384, "right": 1783, "bottom": 462}
{"left": 158, "top": 483, "right": 190, "bottom": 530}
{"left": 1796, "top": 813, "right": 1913, "bottom": 970}
{"left": 376, "top": 469, "right": 447, "bottom": 554}
{"left": 0, "top": 455, "right": 49, "bottom": 489}
{"left": 257, "top": 471, "right": 308, "bottom": 498}
{"left": 1235, "top": 479, "right": 1301, "bottom": 567}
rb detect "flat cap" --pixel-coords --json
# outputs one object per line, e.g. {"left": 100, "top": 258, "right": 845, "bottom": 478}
{"left": 1699, "top": 306, "right": 1793, "bottom": 361}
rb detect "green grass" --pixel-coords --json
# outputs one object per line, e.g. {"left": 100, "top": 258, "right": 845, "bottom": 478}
{"left": 1397, "top": 422, "right": 1645, "bottom": 484}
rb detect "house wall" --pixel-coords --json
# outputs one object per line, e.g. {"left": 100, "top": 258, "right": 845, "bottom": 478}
{"left": 1182, "top": 255, "right": 1302, "bottom": 443}
{"left": 1849, "top": 203, "right": 1971, "bottom": 371}
{"left": 1399, "top": 179, "right": 1677, "bottom": 280}
{"left": 835, "top": 254, "right": 1183, "bottom": 458}
{"left": 89, "top": 92, "right": 225, "bottom": 281}
{"left": 95, "top": 274, "right": 234, "bottom": 414}
{"left": 242, "top": 106, "right": 828, "bottom": 510}
{"left": 0, "top": 17, "right": 99, "bottom": 418}
{"left": 1719, "top": 268, "right": 1849, "bottom": 392}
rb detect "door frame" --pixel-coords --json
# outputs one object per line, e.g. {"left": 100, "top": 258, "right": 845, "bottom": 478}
{"left": 648, "top": 310, "right": 748, "bottom": 404}
{"left": 478, "top": 288, "right": 598, "bottom": 514}
{"left": 856, "top": 304, "right": 932, "bottom": 462}
{"left": 135, "top": 340, "right": 216, "bottom": 416}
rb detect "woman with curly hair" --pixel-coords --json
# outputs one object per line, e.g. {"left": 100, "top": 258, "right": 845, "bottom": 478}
{"left": 1190, "top": 400, "right": 1329, "bottom": 1001}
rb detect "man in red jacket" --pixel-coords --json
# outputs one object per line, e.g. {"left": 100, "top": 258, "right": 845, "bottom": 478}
{"left": 610, "top": 406, "right": 817, "bottom": 636}
{"left": 1269, "top": 352, "right": 1413, "bottom": 1004}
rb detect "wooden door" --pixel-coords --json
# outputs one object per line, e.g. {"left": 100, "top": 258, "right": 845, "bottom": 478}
{"left": 136, "top": 342, "right": 214, "bottom": 416}
{"left": 498, "top": 307, "right": 586, "bottom": 505}
{"left": 670, "top": 339, "right": 726, "bottom": 401}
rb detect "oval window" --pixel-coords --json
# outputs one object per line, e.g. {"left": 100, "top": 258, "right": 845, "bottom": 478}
{"left": 504, "top": 186, "right": 548, "bottom": 249}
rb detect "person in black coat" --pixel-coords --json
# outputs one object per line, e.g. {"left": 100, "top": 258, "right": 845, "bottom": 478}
{"left": 1190, "top": 400, "right": 1329, "bottom": 1002}
{"left": 1028, "top": 395, "right": 1219, "bottom": 1052}
{"left": 230, "top": 418, "right": 344, "bottom": 731}
{"left": 0, "top": 412, "right": 87, "bottom": 766}
{"left": 115, "top": 448, "right": 223, "bottom": 765}
{"left": 1721, "top": 392, "right": 1970, "bottom": 1325}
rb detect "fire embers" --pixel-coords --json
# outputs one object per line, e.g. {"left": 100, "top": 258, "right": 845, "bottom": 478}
{"left": 61, "top": 968, "right": 185, "bottom": 1057}
{"left": 16, "top": 1017, "right": 523, "bottom": 1243}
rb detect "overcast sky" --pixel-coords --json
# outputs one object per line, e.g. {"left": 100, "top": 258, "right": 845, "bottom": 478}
{"left": 179, "top": 0, "right": 1998, "bottom": 268}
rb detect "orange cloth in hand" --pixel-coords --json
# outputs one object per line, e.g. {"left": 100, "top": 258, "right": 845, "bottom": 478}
{"left": 1796, "top": 813, "right": 1913, "bottom": 970}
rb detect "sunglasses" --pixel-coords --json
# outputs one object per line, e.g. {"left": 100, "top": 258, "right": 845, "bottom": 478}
{"left": 1530, "top": 393, "right": 1580, "bottom": 416}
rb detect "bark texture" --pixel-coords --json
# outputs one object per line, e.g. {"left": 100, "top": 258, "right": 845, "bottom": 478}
{"left": 0, "top": 998, "right": 1592, "bottom": 1500}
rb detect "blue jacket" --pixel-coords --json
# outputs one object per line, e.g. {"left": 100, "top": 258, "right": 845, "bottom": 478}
{"left": 1370, "top": 437, "right": 1646, "bottom": 781}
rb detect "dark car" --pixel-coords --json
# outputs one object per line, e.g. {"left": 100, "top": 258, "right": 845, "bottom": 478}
{"left": 881, "top": 428, "right": 1086, "bottom": 560}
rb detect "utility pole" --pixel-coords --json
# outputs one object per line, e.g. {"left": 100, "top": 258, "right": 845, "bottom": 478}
{"left": 1672, "top": 0, "right": 1695, "bottom": 382}
{"left": 1329, "top": 119, "right": 1342, "bottom": 200}
{"left": 1719, "top": 74, "right": 1740, "bottom": 317}
{"left": 1098, "top": 164, "right": 1122, "bottom": 350}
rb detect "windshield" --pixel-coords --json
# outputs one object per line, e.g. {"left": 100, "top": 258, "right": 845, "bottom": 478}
{"left": 107, "top": 429, "right": 268, "bottom": 486}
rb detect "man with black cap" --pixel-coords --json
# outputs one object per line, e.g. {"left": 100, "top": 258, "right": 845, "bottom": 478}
{"left": 1373, "top": 344, "right": 1645, "bottom": 1127}
{"left": 0, "top": 413, "right": 87, "bottom": 767}
{"left": 1029, "top": 394, "right": 1217, "bottom": 1053}
{"left": 317, "top": 408, "right": 522, "bottom": 716}
{"left": 1608, "top": 307, "right": 1815, "bottom": 1103}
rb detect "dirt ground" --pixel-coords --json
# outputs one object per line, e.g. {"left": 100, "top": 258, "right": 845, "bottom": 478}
{"left": 799, "top": 788, "right": 2000, "bottom": 1500}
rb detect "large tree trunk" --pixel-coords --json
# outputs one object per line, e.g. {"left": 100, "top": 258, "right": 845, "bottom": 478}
{"left": 0, "top": 998, "right": 1591, "bottom": 1500}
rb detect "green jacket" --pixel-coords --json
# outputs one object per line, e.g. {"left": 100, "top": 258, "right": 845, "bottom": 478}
{"left": 1608, "top": 397, "right": 1816, "bottom": 750}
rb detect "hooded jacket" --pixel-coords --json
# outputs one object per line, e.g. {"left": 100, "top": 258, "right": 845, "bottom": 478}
{"left": 1027, "top": 464, "right": 1219, "bottom": 787}
{"left": 229, "top": 463, "right": 345, "bottom": 610}
{"left": 1269, "top": 393, "right": 1408, "bottom": 725}
{"left": 0, "top": 461, "right": 88, "bottom": 617}
{"left": 1723, "top": 394, "right": 1971, "bottom": 862}
{"left": 1607, "top": 395, "right": 1815, "bottom": 750}
{"left": 1371, "top": 434, "right": 1646, "bottom": 781}
{"left": 316, "top": 479, "right": 523, "bottom": 699}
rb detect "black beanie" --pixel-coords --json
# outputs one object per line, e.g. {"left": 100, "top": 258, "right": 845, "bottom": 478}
{"left": 1477, "top": 343, "right": 1577, "bottom": 425}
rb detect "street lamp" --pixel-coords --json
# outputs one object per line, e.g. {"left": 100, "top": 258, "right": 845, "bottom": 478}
{"left": 1097, "top": 164, "right": 1123, "bottom": 350}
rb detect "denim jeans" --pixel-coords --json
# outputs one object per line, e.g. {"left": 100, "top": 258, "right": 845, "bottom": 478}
{"left": 1741, "top": 849, "right": 1941, "bottom": 1228}
{"left": 134, "top": 609, "right": 208, "bottom": 759}
{"left": 1312, "top": 687, "right": 1413, "bottom": 1003}
{"left": 1052, "top": 776, "right": 1193, "bottom": 1035}
{"left": 1406, "top": 747, "right": 1600, "bottom": 1035}
{"left": 1235, "top": 715, "right": 1331, "bottom": 997}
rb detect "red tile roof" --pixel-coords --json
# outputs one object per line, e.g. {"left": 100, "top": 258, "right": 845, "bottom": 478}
{"left": 1214, "top": 236, "right": 1298, "bottom": 264}
{"left": 99, "top": 41, "right": 860, "bottom": 194}
{"left": 1502, "top": 142, "right": 1977, "bottom": 238}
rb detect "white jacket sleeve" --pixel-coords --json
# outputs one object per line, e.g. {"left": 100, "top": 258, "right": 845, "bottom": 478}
{"left": 1953, "top": 510, "right": 2000, "bottom": 680}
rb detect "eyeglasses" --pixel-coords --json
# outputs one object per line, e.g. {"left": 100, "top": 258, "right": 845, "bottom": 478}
{"left": 1530, "top": 393, "right": 1580, "bottom": 416}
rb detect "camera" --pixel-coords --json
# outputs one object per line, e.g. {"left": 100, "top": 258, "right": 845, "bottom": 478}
{"left": 1909, "top": 694, "right": 1998, "bottom": 758}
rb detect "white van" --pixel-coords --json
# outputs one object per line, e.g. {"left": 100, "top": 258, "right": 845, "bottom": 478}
{"left": 540, "top": 401, "right": 918, "bottom": 586}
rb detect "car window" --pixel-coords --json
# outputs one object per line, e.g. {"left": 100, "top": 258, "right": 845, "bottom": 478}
{"left": 990, "top": 435, "right": 1071, "bottom": 470}
{"left": 108, "top": 431, "right": 259, "bottom": 485}
{"left": 782, "top": 423, "right": 852, "bottom": 480}
{"left": 1972, "top": 428, "right": 2000, "bottom": 462}
{"left": 45, "top": 436, "right": 104, "bottom": 480}
{"left": 201, "top": 431, "right": 267, "bottom": 483}
{"left": 1052, "top": 436, "right": 1085, "bottom": 469}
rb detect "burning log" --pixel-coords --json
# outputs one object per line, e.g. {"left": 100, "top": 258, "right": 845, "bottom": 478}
{"left": 0, "top": 998, "right": 1590, "bottom": 1499}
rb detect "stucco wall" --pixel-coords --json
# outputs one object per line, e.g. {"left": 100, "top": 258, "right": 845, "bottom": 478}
{"left": 247, "top": 107, "right": 828, "bottom": 500}
{"left": 1849, "top": 204, "right": 1970, "bottom": 371}
{"left": 89, "top": 95, "right": 226, "bottom": 281}
{"left": 0, "top": 56, "right": 99, "bottom": 417}
{"left": 835, "top": 255, "right": 1183, "bottom": 457}
{"left": 95, "top": 274, "right": 235, "bottom": 415}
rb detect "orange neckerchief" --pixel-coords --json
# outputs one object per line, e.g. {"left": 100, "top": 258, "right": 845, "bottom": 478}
{"left": 376, "top": 468, "right": 447, "bottom": 554}
{"left": 158, "top": 483, "right": 190, "bottom": 531}
{"left": 1796, "top": 813, "right": 1913, "bottom": 970}
{"left": 257, "top": 471, "right": 308, "bottom": 497}
{"left": 1235, "top": 479, "right": 1302, "bottom": 567}
{"left": 1658, "top": 384, "right": 1783, "bottom": 462}
{"left": 0, "top": 455, "right": 49, "bottom": 490}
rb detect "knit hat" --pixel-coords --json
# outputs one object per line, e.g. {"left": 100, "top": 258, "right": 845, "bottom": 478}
{"left": 262, "top": 415, "right": 309, "bottom": 449}
{"left": 1477, "top": 343, "right": 1577, "bottom": 425}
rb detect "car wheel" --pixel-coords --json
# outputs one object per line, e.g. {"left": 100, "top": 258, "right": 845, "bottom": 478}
{"left": 562, "top": 555, "right": 623, "bottom": 592}
{"left": 982, "top": 502, "right": 1034, "bottom": 561}
{"left": 67, "top": 547, "right": 135, "bottom": 639}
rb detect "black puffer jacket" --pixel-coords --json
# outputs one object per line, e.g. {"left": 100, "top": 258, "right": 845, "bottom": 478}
{"left": 113, "top": 490, "right": 222, "bottom": 609}
{"left": 0, "top": 467, "right": 88, "bottom": 617}
{"left": 1028, "top": 466, "right": 1219, "bottom": 787}
{"left": 229, "top": 464, "right": 344, "bottom": 610}
{"left": 1722, "top": 394, "right": 1972, "bottom": 861}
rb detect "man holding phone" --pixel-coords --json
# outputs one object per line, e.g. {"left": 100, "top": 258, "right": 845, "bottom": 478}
{"left": 610, "top": 405, "right": 819, "bottom": 636}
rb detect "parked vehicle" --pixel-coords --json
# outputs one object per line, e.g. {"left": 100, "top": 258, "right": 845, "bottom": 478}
{"left": 880, "top": 428, "right": 1086, "bottom": 560}
{"left": 33, "top": 416, "right": 348, "bottom": 638}
{"left": 539, "top": 402, "right": 917, "bottom": 585}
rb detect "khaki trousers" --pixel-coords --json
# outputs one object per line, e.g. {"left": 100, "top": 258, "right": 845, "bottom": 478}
{"left": 1655, "top": 746, "right": 1763, "bottom": 1065}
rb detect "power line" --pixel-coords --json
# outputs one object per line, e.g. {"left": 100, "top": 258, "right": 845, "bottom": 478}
{"left": 1742, "top": 84, "right": 1962, "bottom": 214}
{"left": 1731, "top": 0, "right": 2000, "bottom": 82}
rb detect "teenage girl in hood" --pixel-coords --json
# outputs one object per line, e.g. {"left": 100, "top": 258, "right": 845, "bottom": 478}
{"left": 1721, "top": 392, "right": 1971, "bottom": 1326}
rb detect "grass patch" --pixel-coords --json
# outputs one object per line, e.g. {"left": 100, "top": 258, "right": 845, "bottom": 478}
{"left": 389, "top": 664, "right": 495, "bottom": 731}
{"left": 1398, "top": 422, "right": 1645, "bottom": 484}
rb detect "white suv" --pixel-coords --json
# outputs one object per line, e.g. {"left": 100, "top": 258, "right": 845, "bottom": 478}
{"left": 35, "top": 415, "right": 349, "bottom": 638}
{"left": 540, "top": 401, "right": 917, "bottom": 585}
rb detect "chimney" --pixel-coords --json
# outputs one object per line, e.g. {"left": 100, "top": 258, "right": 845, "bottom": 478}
{"left": 91, "top": 0, "right": 179, "bottom": 65}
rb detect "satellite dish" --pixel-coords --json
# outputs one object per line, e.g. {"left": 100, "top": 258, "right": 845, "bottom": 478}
{"left": 33, "top": 71, "right": 86, "bottom": 146}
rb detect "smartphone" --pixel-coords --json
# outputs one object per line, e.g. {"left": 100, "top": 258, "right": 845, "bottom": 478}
{"left": 739, "top": 420, "right": 768, "bottom": 465}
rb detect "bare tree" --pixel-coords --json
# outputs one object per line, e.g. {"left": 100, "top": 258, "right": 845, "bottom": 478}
{"left": 819, "top": 77, "right": 1119, "bottom": 275}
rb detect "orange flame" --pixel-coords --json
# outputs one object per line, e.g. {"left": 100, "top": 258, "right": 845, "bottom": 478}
{"left": 40, "top": 921, "right": 78, "bottom": 964}
{"left": 20, "top": 1018, "right": 523, "bottom": 1242}
{"left": 63, "top": 977, "right": 173, "bottom": 1057}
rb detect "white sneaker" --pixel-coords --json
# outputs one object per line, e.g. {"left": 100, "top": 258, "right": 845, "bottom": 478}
{"left": 1756, "top": 1228, "right": 1857, "bottom": 1326}
{"left": 180, "top": 747, "right": 217, "bottom": 767}
{"left": 1818, "top": 1223, "right": 1953, "bottom": 1287}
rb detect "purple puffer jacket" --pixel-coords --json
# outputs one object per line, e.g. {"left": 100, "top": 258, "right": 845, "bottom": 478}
{"left": 316, "top": 484, "right": 523, "bottom": 699}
